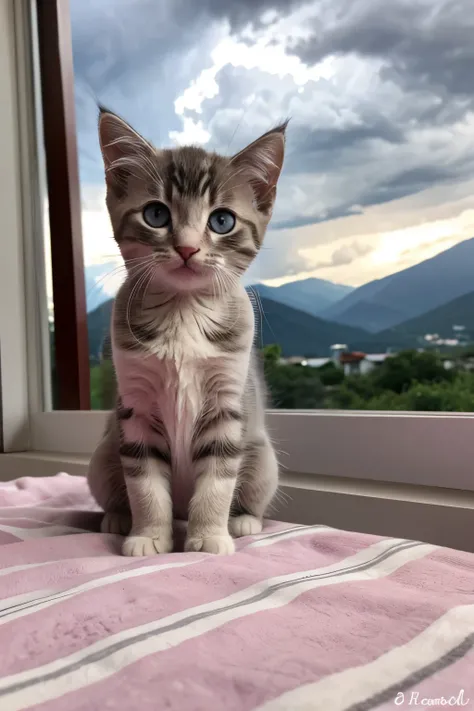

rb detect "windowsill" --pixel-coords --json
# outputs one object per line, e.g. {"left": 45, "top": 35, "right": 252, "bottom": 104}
{"left": 29, "top": 410, "right": 474, "bottom": 492}
{"left": 1, "top": 450, "right": 474, "bottom": 554}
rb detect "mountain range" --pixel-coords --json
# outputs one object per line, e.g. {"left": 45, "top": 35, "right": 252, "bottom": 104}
{"left": 378, "top": 290, "right": 474, "bottom": 347}
{"left": 321, "top": 237, "right": 474, "bottom": 332}
{"left": 249, "top": 278, "right": 353, "bottom": 317}
{"left": 85, "top": 237, "right": 474, "bottom": 359}
{"left": 250, "top": 295, "right": 370, "bottom": 356}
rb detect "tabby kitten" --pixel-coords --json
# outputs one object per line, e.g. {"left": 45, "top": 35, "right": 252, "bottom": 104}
{"left": 87, "top": 108, "right": 286, "bottom": 556}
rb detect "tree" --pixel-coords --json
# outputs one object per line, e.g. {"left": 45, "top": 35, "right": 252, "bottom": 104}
{"left": 263, "top": 344, "right": 282, "bottom": 368}
{"left": 325, "top": 350, "right": 464, "bottom": 412}
{"left": 372, "top": 350, "right": 453, "bottom": 394}
{"left": 90, "top": 358, "right": 116, "bottom": 410}
{"left": 262, "top": 344, "right": 325, "bottom": 408}
{"left": 318, "top": 362, "right": 345, "bottom": 386}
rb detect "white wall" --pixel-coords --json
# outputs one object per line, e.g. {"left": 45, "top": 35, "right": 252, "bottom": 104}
{"left": 0, "top": 0, "right": 30, "bottom": 451}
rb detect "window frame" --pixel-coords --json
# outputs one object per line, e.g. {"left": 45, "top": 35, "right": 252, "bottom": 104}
{"left": 2, "top": 0, "right": 474, "bottom": 500}
{"left": 36, "top": 0, "right": 90, "bottom": 410}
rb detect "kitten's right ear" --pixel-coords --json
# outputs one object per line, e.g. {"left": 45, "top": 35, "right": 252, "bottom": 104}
{"left": 231, "top": 122, "right": 287, "bottom": 214}
{"left": 98, "top": 107, "right": 151, "bottom": 171}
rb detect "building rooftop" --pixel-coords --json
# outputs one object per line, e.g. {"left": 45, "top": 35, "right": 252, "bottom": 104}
{"left": 339, "top": 352, "right": 366, "bottom": 364}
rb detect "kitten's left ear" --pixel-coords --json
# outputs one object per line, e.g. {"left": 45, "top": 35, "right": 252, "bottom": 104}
{"left": 231, "top": 122, "right": 287, "bottom": 213}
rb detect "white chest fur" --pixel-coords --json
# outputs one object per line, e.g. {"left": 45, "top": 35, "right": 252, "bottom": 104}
{"left": 112, "top": 291, "right": 252, "bottom": 461}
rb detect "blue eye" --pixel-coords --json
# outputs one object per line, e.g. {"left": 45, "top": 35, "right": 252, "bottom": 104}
{"left": 208, "top": 209, "right": 236, "bottom": 235}
{"left": 143, "top": 202, "right": 171, "bottom": 228}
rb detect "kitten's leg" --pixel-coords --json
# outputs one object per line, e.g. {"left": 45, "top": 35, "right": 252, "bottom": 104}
{"left": 185, "top": 413, "right": 242, "bottom": 555}
{"left": 87, "top": 416, "right": 131, "bottom": 536}
{"left": 101, "top": 510, "right": 132, "bottom": 536}
{"left": 185, "top": 467, "right": 239, "bottom": 555}
{"left": 119, "top": 415, "right": 173, "bottom": 556}
{"left": 230, "top": 435, "right": 278, "bottom": 538}
{"left": 122, "top": 458, "right": 173, "bottom": 556}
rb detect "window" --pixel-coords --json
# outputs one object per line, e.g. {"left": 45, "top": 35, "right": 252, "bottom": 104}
{"left": 2, "top": 0, "right": 474, "bottom": 501}
{"left": 58, "top": 0, "right": 474, "bottom": 416}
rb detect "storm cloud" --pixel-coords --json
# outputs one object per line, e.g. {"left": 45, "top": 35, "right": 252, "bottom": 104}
{"left": 291, "top": 0, "right": 474, "bottom": 98}
{"left": 71, "top": 0, "right": 474, "bottom": 283}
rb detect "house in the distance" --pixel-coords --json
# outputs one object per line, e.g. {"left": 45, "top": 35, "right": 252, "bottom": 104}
{"left": 280, "top": 348, "right": 392, "bottom": 376}
{"left": 305, "top": 357, "right": 331, "bottom": 368}
{"left": 280, "top": 356, "right": 308, "bottom": 365}
{"left": 338, "top": 351, "right": 391, "bottom": 376}
{"left": 423, "top": 333, "right": 461, "bottom": 347}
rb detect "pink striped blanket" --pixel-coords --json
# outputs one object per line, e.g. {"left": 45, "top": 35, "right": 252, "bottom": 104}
{"left": 0, "top": 474, "right": 473, "bottom": 711}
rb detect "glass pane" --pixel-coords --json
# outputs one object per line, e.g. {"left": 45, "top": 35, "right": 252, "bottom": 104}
{"left": 67, "top": 0, "right": 474, "bottom": 411}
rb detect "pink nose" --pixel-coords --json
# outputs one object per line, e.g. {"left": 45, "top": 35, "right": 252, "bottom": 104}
{"left": 174, "top": 246, "right": 200, "bottom": 262}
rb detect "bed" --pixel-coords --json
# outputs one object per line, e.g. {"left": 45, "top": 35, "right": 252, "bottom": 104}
{"left": 0, "top": 473, "right": 473, "bottom": 711}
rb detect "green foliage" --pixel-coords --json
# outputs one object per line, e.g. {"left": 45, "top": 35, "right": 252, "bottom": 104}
{"left": 400, "top": 373, "right": 474, "bottom": 412}
{"left": 90, "top": 359, "right": 116, "bottom": 410}
{"left": 372, "top": 350, "right": 453, "bottom": 394}
{"left": 262, "top": 343, "right": 281, "bottom": 367}
{"left": 455, "top": 345, "right": 474, "bottom": 361}
{"left": 263, "top": 345, "right": 325, "bottom": 408}
{"left": 325, "top": 372, "right": 378, "bottom": 408}
{"left": 327, "top": 350, "right": 474, "bottom": 412}
{"left": 318, "top": 362, "right": 345, "bottom": 386}
{"left": 263, "top": 346, "right": 474, "bottom": 412}
{"left": 87, "top": 346, "right": 474, "bottom": 414}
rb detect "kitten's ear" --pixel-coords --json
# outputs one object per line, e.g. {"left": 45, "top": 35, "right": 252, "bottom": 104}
{"left": 98, "top": 107, "right": 152, "bottom": 172}
{"left": 231, "top": 122, "right": 287, "bottom": 213}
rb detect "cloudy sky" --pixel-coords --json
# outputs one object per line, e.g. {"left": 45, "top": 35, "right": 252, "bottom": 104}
{"left": 69, "top": 0, "right": 474, "bottom": 294}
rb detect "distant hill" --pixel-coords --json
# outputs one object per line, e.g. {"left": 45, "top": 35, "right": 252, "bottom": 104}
{"left": 249, "top": 278, "right": 353, "bottom": 317}
{"left": 378, "top": 290, "right": 474, "bottom": 346}
{"left": 321, "top": 237, "right": 474, "bottom": 332}
{"left": 87, "top": 294, "right": 372, "bottom": 361}
{"left": 253, "top": 296, "right": 371, "bottom": 356}
{"left": 329, "top": 300, "right": 406, "bottom": 334}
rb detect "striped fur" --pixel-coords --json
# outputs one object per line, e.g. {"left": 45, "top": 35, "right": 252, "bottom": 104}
{"left": 87, "top": 109, "right": 286, "bottom": 556}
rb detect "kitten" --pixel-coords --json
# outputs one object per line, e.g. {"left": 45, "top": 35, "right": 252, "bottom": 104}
{"left": 87, "top": 108, "right": 286, "bottom": 556}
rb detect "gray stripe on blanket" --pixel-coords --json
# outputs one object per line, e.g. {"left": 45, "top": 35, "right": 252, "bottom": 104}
{"left": 0, "top": 540, "right": 420, "bottom": 698}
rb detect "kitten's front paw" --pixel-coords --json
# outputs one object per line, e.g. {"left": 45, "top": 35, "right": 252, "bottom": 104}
{"left": 101, "top": 511, "right": 131, "bottom": 536}
{"left": 185, "top": 533, "right": 235, "bottom": 556}
{"left": 229, "top": 514, "right": 262, "bottom": 538}
{"left": 122, "top": 534, "right": 173, "bottom": 557}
